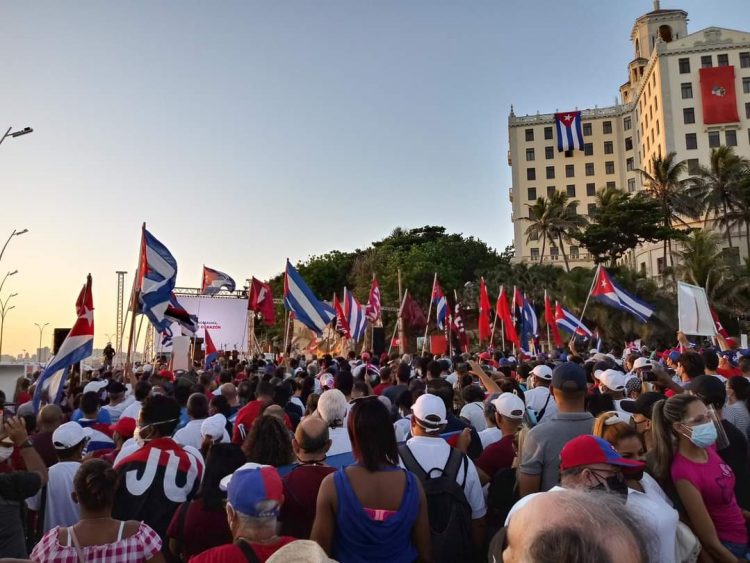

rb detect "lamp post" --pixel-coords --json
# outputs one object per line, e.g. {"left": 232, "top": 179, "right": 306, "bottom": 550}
{"left": 0, "top": 126, "right": 33, "bottom": 147}
{"left": 0, "top": 229, "right": 28, "bottom": 265}
{"left": 0, "top": 293, "right": 18, "bottom": 360}
{"left": 0, "top": 270, "right": 17, "bottom": 296}
{"left": 35, "top": 322, "right": 49, "bottom": 363}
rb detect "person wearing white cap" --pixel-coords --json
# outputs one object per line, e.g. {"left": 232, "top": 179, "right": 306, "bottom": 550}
{"left": 173, "top": 393, "right": 211, "bottom": 451}
{"left": 475, "top": 393, "right": 526, "bottom": 485}
{"left": 523, "top": 364, "right": 557, "bottom": 424}
{"left": 27, "top": 422, "right": 92, "bottom": 533}
{"left": 398, "top": 394, "right": 486, "bottom": 552}
{"left": 199, "top": 413, "right": 230, "bottom": 456}
{"left": 597, "top": 369, "right": 632, "bottom": 421}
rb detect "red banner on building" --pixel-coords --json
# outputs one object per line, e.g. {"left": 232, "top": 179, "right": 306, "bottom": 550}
{"left": 700, "top": 66, "right": 740, "bottom": 124}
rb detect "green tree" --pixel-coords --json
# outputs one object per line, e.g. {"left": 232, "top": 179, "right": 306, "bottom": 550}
{"left": 523, "top": 198, "right": 556, "bottom": 264}
{"left": 547, "top": 191, "right": 587, "bottom": 272}
{"left": 674, "top": 229, "right": 728, "bottom": 296}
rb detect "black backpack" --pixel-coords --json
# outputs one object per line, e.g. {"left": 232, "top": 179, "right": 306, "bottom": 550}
{"left": 399, "top": 444, "right": 474, "bottom": 563}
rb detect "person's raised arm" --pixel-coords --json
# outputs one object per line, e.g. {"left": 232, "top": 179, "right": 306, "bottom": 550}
{"left": 310, "top": 473, "right": 337, "bottom": 555}
{"left": 468, "top": 361, "right": 500, "bottom": 394}
{"left": 5, "top": 417, "right": 47, "bottom": 486}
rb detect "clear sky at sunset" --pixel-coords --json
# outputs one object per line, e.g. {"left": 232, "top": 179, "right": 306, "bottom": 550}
{"left": 1, "top": 1, "right": 749, "bottom": 357}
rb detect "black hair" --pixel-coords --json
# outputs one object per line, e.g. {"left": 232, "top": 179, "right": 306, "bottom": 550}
{"left": 701, "top": 350, "right": 719, "bottom": 371}
{"left": 187, "top": 393, "right": 209, "bottom": 419}
{"left": 242, "top": 415, "right": 294, "bottom": 467}
{"left": 274, "top": 380, "right": 293, "bottom": 407}
{"left": 728, "top": 376, "right": 750, "bottom": 406}
{"left": 348, "top": 397, "right": 399, "bottom": 471}
{"left": 197, "top": 443, "right": 246, "bottom": 509}
{"left": 428, "top": 361, "right": 443, "bottom": 379}
{"left": 397, "top": 363, "right": 411, "bottom": 384}
{"left": 462, "top": 384, "right": 485, "bottom": 404}
{"left": 80, "top": 391, "right": 100, "bottom": 416}
{"left": 140, "top": 394, "right": 181, "bottom": 436}
{"left": 353, "top": 381, "right": 370, "bottom": 397}
{"left": 255, "top": 380, "right": 275, "bottom": 400}
{"left": 679, "top": 351, "right": 705, "bottom": 379}
{"left": 335, "top": 371, "right": 354, "bottom": 397}
{"left": 219, "top": 370, "right": 233, "bottom": 384}
{"left": 174, "top": 384, "right": 191, "bottom": 407}
{"left": 210, "top": 395, "right": 232, "bottom": 418}
{"left": 426, "top": 379, "right": 454, "bottom": 414}
{"left": 74, "top": 459, "right": 118, "bottom": 511}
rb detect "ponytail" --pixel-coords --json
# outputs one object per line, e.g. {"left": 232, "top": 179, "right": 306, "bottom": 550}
{"left": 650, "top": 395, "right": 700, "bottom": 482}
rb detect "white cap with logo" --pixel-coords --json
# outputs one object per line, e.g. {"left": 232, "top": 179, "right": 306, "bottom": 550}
{"left": 491, "top": 393, "right": 526, "bottom": 420}
{"left": 52, "top": 422, "right": 92, "bottom": 450}
{"left": 412, "top": 394, "right": 447, "bottom": 432}
{"left": 531, "top": 365, "right": 553, "bottom": 381}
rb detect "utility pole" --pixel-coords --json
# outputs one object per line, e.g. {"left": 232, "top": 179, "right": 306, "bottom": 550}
{"left": 115, "top": 271, "right": 127, "bottom": 364}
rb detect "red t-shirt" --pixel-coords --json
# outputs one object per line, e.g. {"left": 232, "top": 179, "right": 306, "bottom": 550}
{"left": 280, "top": 464, "right": 336, "bottom": 539}
{"left": 232, "top": 400, "right": 265, "bottom": 444}
{"left": 189, "top": 537, "right": 296, "bottom": 562}
{"left": 718, "top": 367, "right": 742, "bottom": 378}
{"left": 167, "top": 499, "right": 232, "bottom": 559}
{"left": 373, "top": 383, "right": 392, "bottom": 396}
{"left": 476, "top": 434, "right": 515, "bottom": 477}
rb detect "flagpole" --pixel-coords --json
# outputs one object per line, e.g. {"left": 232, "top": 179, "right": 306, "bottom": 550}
{"left": 421, "top": 273, "right": 437, "bottom": 356}
{"left": 125, "top": 223, "right": 145, "bottom": 384}
{"left": 545, "top": 290, "right": 551, "bottom": 353}
{"left": 389, "top": 289, "right": 408, "bottom": 356}
{"left": 571, "top": 265, "right": 599, "bottom": 345}
{"left": 397, "top": 269, "right": 405, "bottom": 356}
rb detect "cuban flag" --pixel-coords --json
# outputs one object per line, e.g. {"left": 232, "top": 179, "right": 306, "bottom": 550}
{"left": 555, "top": 302, "right": 592, "bottom": 337}
{"left": 333, "top": 294, "right": 351, "bottom": 338}
{"left": 204, "top": 328, "right": 218, "bottom": 369}
{"left": 344, "top": 288, "right": 367, "bottom": 342}
{"left": 138, "top": 227, "right": 178, "bottom": 333}
{"left": 590, "top": 265, "right": 655, "bottom": 322}
{"left": 432, "top": 280, "right": 448, "bottom": 330}
{"left": 521, "top": 297, "right": 539, "bottom": 351}
{"left": 283, "top": 261, "right": 335, "bottom": 335}
{"left": 365, "top": 277, "right": 381, "bottom": 323}
{"left": 201, "top": 266, "right": 236, "bottom": 296}
{"left": 33, "top": 275, "right": 94, "bottom": 411}
{"left": 555, "top": 110, "right": 585, "bottom": 152}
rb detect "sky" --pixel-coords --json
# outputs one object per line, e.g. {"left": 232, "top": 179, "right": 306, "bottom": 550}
{"left": 1, "top": 0, "right": 749, "bottom": 358}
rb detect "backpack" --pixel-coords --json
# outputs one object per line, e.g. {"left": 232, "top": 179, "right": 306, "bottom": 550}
{"left": 398, "top": 444, "right": 474, "bottom": 563}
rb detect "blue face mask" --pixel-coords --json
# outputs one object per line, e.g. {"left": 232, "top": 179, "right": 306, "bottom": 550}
{"left": 684, "top": 421, "right": 718, "bottom": 449}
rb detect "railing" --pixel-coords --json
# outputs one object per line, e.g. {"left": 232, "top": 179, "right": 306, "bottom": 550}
{"left": 509, "top": 103, "right": 634, "bottom": 126}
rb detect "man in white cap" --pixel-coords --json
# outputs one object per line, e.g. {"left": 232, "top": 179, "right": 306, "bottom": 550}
{"left": 398, "top": 393, "right": 486, "bottom": 554}
{"left": 598, "top": 369, "right": 631, "bottom": 420}
{"left": 475, "top": 393, "right": 525, "bottom": 484}
{"left": 200, "top": 413, "right": 230, "bottom": 452}
{"left": 523, "top": 364, "right": 557, "bottom": 424}
{"left": 26, "top": 422, "right": 91, "bottom": 532}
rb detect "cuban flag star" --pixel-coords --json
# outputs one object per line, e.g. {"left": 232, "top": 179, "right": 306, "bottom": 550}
{"left": 201, "top": 266, "right": 236, "bottom": 296}
{"left": 590, "top": 265, "right": 655, "bottom": 322}
{"left": 555, "top": 302, "right": 592, "bottom": 337}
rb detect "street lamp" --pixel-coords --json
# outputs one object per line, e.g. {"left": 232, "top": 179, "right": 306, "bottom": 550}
{"left": 0, "top": 270, "right": 17, "bottom": 296}
{"left": 0, "top": 292, "right": 18, "bottom": 360}
{"left": 0, "top": 229, "right": 28, "bottom": 265}
{"left": 35, "top": 322, "right": 49, "bottom": 363}
{"left": 0, "top": 126, "right": 33, "bottom": 147}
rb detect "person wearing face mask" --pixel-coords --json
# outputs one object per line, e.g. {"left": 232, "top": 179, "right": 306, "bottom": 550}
{"left": 112, "top": 394, "right": 205, "bottom": 552}
{"left": 652, "top": 394, "right": 750, "bottom": 562}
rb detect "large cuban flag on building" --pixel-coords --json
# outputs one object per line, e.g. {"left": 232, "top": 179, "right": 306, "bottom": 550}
{"left": 554, "top": 110, "right": 585, "bottom": 152}
{"left": 283, "top": 261, "right": 335, "bottom": 335}
{"left": 590, "top": 265, "right": 655, "bottom": 322}
{"left": 33, "top": 275, "right": 94, "bottom": 411}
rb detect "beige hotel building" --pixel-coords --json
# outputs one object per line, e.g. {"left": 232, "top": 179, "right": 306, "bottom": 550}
{"left": 508, "top": 2, "right": 750, "bottom": 275}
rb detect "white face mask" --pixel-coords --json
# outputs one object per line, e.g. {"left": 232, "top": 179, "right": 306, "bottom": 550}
{"left": 0, "top": 446, "right": 13, "bottom": 463}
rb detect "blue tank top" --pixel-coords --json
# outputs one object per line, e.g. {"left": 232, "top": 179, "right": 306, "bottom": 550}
{"left": 332, "top": 466, "right": 419, "bottom": 563}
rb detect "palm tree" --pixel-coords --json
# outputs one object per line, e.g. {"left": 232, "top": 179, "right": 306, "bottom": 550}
{"left": 674, "top": 229, "right": 729, "bottom": 297}
{"left": 721, "top": 166, "right": 750, "bottom": 255}
{"left": 547, "top": 191, "right": 588, "bottom": 272}
{"left": 523, "top": 197, "right": 556, "bottom": 264}
{"left": 638, "top": 153, "right": 700, "bottom": 276}
{"left": 688, "top": 146, "right": 748, "bottom": 247}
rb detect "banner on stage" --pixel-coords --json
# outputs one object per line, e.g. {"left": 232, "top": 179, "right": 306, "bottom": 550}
{"left": 677, "top": 282, "right": 715, "bottom": 336}
{"left": 155, "top": 295, "right": 249, "bottom": 353}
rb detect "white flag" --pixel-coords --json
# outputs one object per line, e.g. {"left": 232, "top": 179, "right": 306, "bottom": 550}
{"left": 677, "top": 282, "right": 715, "bottom": 336}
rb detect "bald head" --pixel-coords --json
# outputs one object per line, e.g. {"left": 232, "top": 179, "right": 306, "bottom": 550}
{"left": 220, "top": 383, "right": 238, "bottom": 406}
{"left": 294, "top": 416, "right": 331, "bottom": 460}
{"left": 38, "top": 404, "right": 63, "bottom": 431}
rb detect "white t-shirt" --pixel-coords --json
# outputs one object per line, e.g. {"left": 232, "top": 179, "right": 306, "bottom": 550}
{"left": 103, "top": 395, "right": 136, "bottom": 424}
{"left": 460, "top": 402, "right": 487, "bottom": 432}
{"left": 327, "top": 426, "right": 353, "bottom": 456}
{"left": 524, "top": 386, "right": 557, "bottom": 423}
{"left": 478, "top": 427, "right": 502, "bottom": 449}
{"left": 400, "top": 435, "right": 487, "bottom": 519}
{"left": 393, "top": 417, "right": 412, "bottom": 443}
{"left": 173, "top": 419, "right": 206, "bottom": 451}
{"left": 27, "top": 461, "right": 81, "bottom": 532}
{"left": 627, "top": 474, "right": 678, "bottom": 563}
{"left": 119, "top": 400, "right": 142, "bottom": 422}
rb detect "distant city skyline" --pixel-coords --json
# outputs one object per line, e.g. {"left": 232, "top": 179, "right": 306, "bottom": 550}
{"left": 1, "top": 1, "right": 749, "bottom": 357}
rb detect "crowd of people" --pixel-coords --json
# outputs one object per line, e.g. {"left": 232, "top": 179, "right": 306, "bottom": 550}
{"left": 2, "top": 332, "right": 750, "bottom": 562}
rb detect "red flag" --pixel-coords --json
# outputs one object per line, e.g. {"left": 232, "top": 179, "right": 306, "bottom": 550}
{"left": 401, "top": 293, "right": 427, "bottom": 330}
{"left": 204, "top": 328, "right": 217, "bottom": 356}
{"left": 700, "top": 66, "right": 740, "bottom": 125}
{"left": 544, "top": 291, "right": 562, "bottom": 348}
{"left": 452, "top": 300, "right": 469, "bottom": 352}
{"left": 497, "top": 286, "right": 520, "bottom": 347}
{"left": 478, "top": 278, "right": 492, "bottom": 343}
{"left": 366, "top": 277, "right": 381, "bottom": 322}
{"left": 710, "top": 307, "right": 730, "bottom": 339}
{"left": 249, "top": 277, "right": 276, "bottom": 326}
{"left": 333, "top": 294, "right": 351, "bottom": 338}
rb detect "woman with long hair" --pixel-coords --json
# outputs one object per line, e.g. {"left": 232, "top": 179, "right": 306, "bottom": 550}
{"left": 242, "top": 414, "right": 294, "bottom": 467}
{"left": 652, "top": 394, "right": 749, "bottom": 561}
{"left": 311, "top": 397, "right": 430, "bottom": 562}
{"left": 31, "top": 459, "right": 163, "bottom": 562}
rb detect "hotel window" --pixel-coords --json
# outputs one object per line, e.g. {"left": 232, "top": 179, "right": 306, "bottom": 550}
{"left": 564, "top": 150, "right": 574, "bottom": 158}
{"left": 655, "top": 97, "right": 658, "bottom": 111}
{"left": 625, "top": 136, "right": 633, "bottom": 150}
{"left": 656, "top": 120, "right": 660, "bottom": 134}
{"left": 681, "top": 83, "right": 693, "bottom": 99}
{"left": 546, "top": 166, "right": 555, "bottom": 179}
{"left": 717, "top": 54, "right": 729, "bottom": 67}
{"left": 565, "top": 164, "right": 575, "bottom": 178}
{"left": 687, "top": 159, "right": 700, "bottom": 175}
{"left": 683, "top": 108, "right": 695, "bottom": 124}
{"left": 550, "top": 246, "right": 559, "bottom": 260}
{"left": 603, "top": 121, "right": 612, "bottom": 134}
{"left": 529, "top": 231, "right": 538, "bottom": 241}
{"left": 586, "top": 183, "right": 596, "bottom": 196}
{"left": 605, "top": 161, "right": 615, "bottom": 175}
{"left": 604, "top": 141, "right": 613, "bottom": 154}
{"left": 741, "top": 52, "right": 750, "bottom": 68}
{"left": 685, "top": 133, "right": 697, "bottom": 150}
{"left": 606, "top": 181, "right": 616, "bottom": 189}
{"left": 583, "top": 123, "right": 592, "bottom": 136}
{"left": 657, "top": 257, "right": 666, "bottom": 274}
{"left": 545, "top": 146, "right": 554, "bottom": 159}
{"left": 530, "top": 248, "right": 539, "bottom": 261}
{"left": 678, "top": 58, "right": 690, "bottom": 73}
{"left": 743, "top": 77, "right": 750, "bottom": 94}
{"left": 708, "top": 131, "right": 721, "bottom": 148}
{"left": 528, "top": 187, "right": 537, "bottom": 200}
{"left": 547, "top": 186, "right": 555, "bottom": 197}
{"left": 544, "top": 126, "right": 553, "bottom": 140}
{"left": 726, "top": 130, "right": 737, "bottom": 147}
{"left": 527, "top": 168, "right": 536, "bottom": 180}
{"left": 587, "top": 203, "right": 596, "bottom": 215}
{"left": 570, "top": 246, "right": 579, "bottom": 260}
{"left": 624, "top": 116, "right": 632, "bottom": 130}
{"left": 585, "top": 163, "right": 595, "bottom": 176}
{"left": 626, "top": 158, "right": 634, "bottom": 171}
{"left": 584, "top": 143, "right": 593, "bottom": 156}
{"left": 525, "top": 129, "right": 534, "bottom": 142}
{"left": 526, "top": 148, "right": 535, "bottom": 161}
{"left": 746, "top": 103, "right": 750, "bottom": 119}
{"left": 627, "top": 178, "right": 636, "bottom": 193}
{"left": 566, "top": 185, "right": 576, "bottom": 197}
{"left": 701, "top": 55, "right": 712, "bottom": 68}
